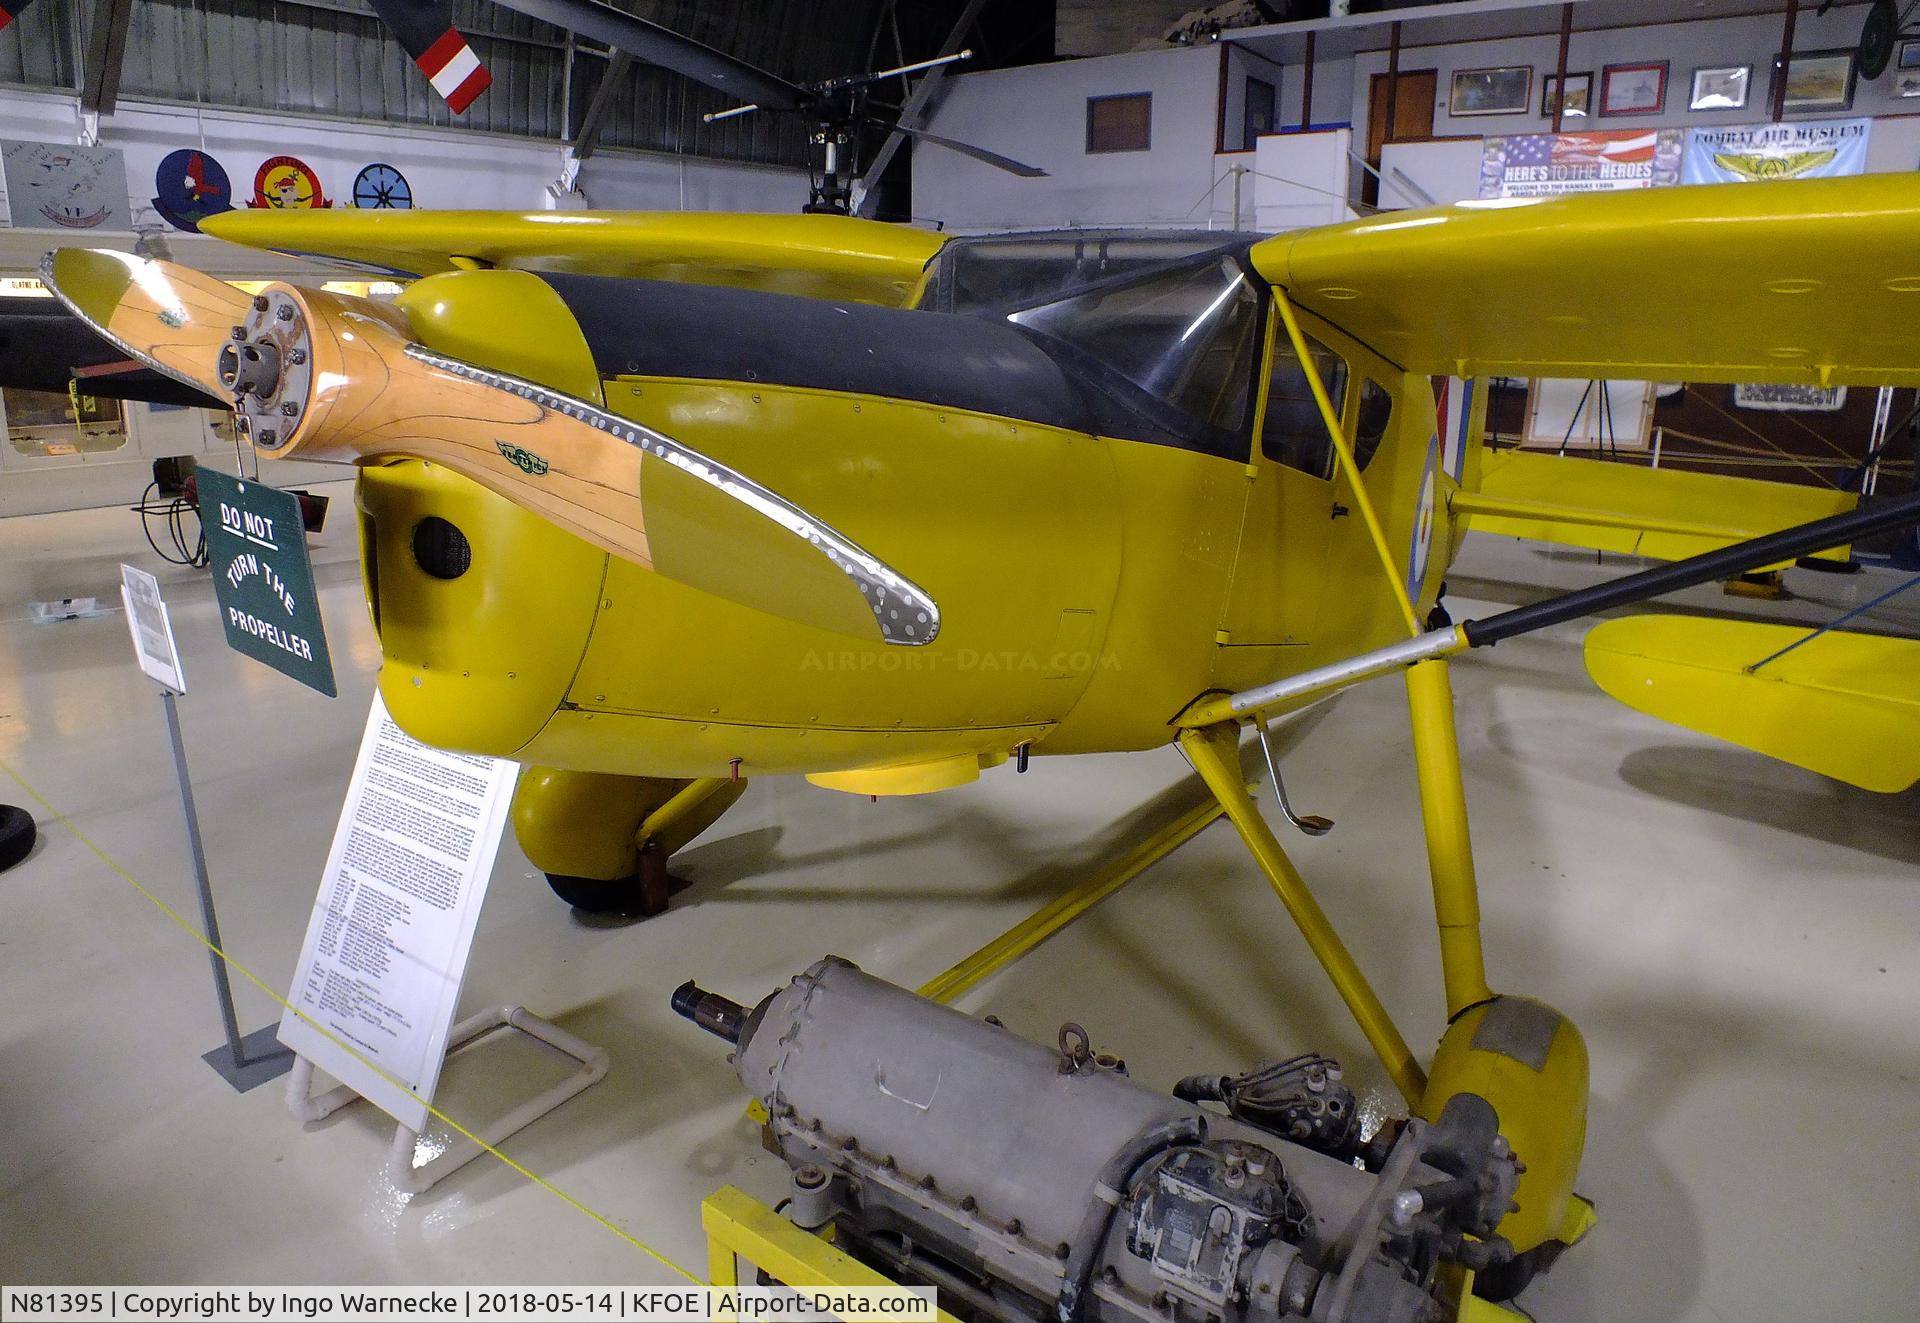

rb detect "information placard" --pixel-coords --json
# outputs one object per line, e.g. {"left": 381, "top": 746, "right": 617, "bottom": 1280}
{"left": 196, "top": 468, "right": 336, "bottom": 697}
{"left": 278, "top": 694, "right": 517, "bottom": 1129}
{"left": 118, "top": 563, "right": 186, "bottom": 692}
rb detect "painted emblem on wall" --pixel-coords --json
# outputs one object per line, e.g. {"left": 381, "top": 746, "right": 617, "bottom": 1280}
{"left": 1, "top": 139, "right": 130, "bottom": 229}
{"left": 249, "top": 154, "right": 331, "bottom": 209}
{"left": 151, "top": 148, "right": 235, "bottom": 232}
{"left": 352, "top": 162, "right": 413, "bottom": 209}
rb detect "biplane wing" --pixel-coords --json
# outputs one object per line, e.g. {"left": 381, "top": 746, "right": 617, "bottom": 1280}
{"left": 197, "top": 209, "right": 945, "bottom": 307}
{"left": 1249, "top": 174, "right": 1920, "bottom": 387}
{"left": 1454, "top": 449, "right": 1858, "bottom": 565}
{"left": 1585, "top": 615, "right": 1920, "bottom": 792}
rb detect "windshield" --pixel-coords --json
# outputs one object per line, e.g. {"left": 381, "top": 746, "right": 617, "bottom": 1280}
{"left": 919, "top": 230, "right": 1261, "bottom": 316}
{"left": 1009, "top": 255, "right": 1261, "bottom": 437}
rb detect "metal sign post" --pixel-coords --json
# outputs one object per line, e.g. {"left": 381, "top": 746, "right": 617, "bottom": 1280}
{"left": 121, "top": 563, "right": 293, "bottom": 1092}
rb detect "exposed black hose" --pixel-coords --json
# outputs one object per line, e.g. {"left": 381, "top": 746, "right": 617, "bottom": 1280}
{"left": 1463, "top": 487, "right": 1920, "bottom": 648}
{"left": 1055, "top": 1115, "right": 1206, "bottom": 1323}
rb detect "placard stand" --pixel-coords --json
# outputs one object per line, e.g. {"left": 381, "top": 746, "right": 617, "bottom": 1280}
{"left": 285, "top": 1003, "right": 609, "bottom": 1194}
{"left": 121, "top": 559, "right": 293, "bottom": 1094}
{"left": 162, "top": 688, "right": 297, "bottom": 1092}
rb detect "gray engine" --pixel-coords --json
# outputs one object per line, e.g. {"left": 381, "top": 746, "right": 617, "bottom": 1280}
{"left": 674, "top": 957, "right": 1520, "bottom": 1323}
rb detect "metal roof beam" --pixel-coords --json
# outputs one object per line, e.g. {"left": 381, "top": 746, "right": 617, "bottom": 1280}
{"left": 80, "top": 0, "right": 133, "bottom": 114}
{"left": 572, "top": 48, "right": 634, "bottom": 160}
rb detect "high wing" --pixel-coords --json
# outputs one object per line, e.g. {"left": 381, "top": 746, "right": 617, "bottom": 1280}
{"left": 198, "top": 210, "right": 946, "bottom": 308}
{"left": 1585, "top": 615, "right": 1920, "bottom": 792}
{"left": 1248, "top": 174, "right": 1920, "bottom": 387}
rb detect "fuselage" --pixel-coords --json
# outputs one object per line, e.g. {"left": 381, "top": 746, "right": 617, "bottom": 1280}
{"left": 356, "top": 230, "right": 1458, "bottom": 787}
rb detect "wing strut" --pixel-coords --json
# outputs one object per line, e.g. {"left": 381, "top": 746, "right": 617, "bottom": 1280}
{"left": 1273, "top": 290, "right": 1422, "bottom": 638}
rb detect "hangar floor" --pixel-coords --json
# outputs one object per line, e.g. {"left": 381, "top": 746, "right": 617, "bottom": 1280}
{"left": 1, "top": 481, "right": 1915, "bottom": 1322}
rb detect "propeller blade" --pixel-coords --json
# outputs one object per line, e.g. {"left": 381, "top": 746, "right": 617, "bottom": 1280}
{"left": 40, "top": 247, "right": 252, "bottom": 400}
{"left": 875, "top": 121, "right": 1047, "bottom": 178}
{"left": 364, "top": 0, "right": 493, "bottom": 113}
{"left": 490, "top": 0, "right": 815, "bottom": 113}
{"left": 42, "top": 249, "right": 938, "bottom": 647}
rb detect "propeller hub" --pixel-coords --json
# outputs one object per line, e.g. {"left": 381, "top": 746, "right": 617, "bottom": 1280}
{"left": 222, "top": 287, "right": 314, "bottom": 451}
{"left": 218, "top": 339, "right": 282, "bottom": 399}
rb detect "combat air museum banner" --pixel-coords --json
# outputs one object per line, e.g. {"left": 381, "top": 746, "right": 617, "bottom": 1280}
{"left": 1478, "top": 128, "right": 1685, "bottom": 198}
{"left": 1682, "top": 117, "right": 1871, "bottom": 184}
{"left": 279, "top": 695, "right": 517, "bottom": 1130}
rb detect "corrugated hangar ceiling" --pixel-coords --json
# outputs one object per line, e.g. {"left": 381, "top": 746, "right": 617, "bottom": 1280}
{"left": 0, "top": 0, "right": 1054, "bottom": 169}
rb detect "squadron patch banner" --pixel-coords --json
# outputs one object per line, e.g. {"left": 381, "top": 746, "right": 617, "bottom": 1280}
{"left": 1682, "top": 118, "right": 1871, "bottom": 184}
{"left": 1478, "top": 129, "right": 1684, "bottom": 198}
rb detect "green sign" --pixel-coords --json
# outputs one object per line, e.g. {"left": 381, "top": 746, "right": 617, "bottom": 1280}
{"left": 197, "top": 468, "right": 336, "bottom": 698}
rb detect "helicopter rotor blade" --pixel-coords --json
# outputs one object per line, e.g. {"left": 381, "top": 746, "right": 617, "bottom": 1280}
{"left": 43, "top": 249, "right": 938, "bottom": 647}
{"left": 363, "top": 0, "right": 493, "bottom": 113}
{"left": 489, "top": 0, "right": 817, "bottom": 113}
{"left": 870, "top": 120, "right": 1047, "bottom": 178}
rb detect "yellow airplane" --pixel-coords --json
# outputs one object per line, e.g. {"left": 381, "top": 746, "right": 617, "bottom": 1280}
{"left": 38, "top": 172, "right": 1920, "bottom": 1309}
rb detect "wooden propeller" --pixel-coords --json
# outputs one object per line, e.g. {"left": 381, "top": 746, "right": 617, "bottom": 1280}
{"left": 43, "top": 248, "right": 938, "bottom": 646}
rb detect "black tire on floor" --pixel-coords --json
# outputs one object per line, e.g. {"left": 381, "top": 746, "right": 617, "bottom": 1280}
{"left": 0, "top": 804, "right": 36, "bottom": 873}
{"left": 544, "top": 871, "right": 648, "bottom": 914}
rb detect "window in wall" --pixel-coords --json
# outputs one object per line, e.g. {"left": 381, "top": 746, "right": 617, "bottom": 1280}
{"left": 1087, "top": 92, "right": 1152, "bottom": 153}
{"left": 1262, "top": 336, "right": 1346, "bottom": 476}
{"left": 1245, "top": 77, "right": 1277, "bottom": 147}
{"left": 3, "top": 386, "right": 127, "bottom": 459}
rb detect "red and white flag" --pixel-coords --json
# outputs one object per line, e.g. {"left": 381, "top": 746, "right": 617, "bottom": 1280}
{"left": 417, "top": 28, "right": 493, "bottom": 114}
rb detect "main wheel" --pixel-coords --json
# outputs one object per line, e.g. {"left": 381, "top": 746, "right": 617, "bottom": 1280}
{"left": 545, "top": 840, "right": 688, "bottom": 917}
{"left": 0, "top": 804, "right": 36, "bottom": 873}
{"left": 544, "top": 871, "right": 650, "bottom": 915}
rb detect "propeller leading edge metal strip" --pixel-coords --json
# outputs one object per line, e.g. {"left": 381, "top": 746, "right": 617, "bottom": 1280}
{"left": 42, "top": 248, "right": 938, "bottom": 647}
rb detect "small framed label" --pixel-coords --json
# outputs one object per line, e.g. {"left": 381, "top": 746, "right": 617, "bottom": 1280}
{"left": 118, "top": 563, "right": 185, "bottom": 692}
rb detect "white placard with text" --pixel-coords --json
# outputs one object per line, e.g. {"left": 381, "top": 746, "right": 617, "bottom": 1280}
{"left": 118, "top": 563, "right": 185, "bottom": 693}
{"left": 278, "top": 692, "right": 516, "bottom": 1129}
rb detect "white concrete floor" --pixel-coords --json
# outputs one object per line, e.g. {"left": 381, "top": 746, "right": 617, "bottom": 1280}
{"left": 1, "top": 483, "right": 1915, "bottom": 1321}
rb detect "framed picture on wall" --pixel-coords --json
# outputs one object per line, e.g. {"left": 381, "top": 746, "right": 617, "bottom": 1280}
{"left": 1600, "top": 61, "right": 1668, "bottom": 116}
{"left": 1774, "top": 50, "right": 1856, "bottom": 114}
{"left": 1450, "top": 66, "right": 1533, "bottom": 116}
{"left": 1541, "top": 72, "right": 1592, "bottom": 118}
{"left": 1689, "top": 65, "right": 1750, "bottom": 111}
{"left": 1900, "top": 40, "right": 1920, "bottom": 68}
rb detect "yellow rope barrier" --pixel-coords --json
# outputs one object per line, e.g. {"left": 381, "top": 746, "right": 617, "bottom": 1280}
{"left": 0, "top": 751, "right": 702, "bottom": 1284}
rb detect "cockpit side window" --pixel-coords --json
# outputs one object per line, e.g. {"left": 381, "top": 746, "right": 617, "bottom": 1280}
{"left": 1351, "top": 377, "right": 1393, "bottom": 471}
{"left": 1009, "top": 256, "right": 1261, "bottom": 438}
{"left": 1262, "top": 335, "right": 1346, "bottom": 478}
{"left": 1261, "top": 337, "right": 1394, "bottom": 479}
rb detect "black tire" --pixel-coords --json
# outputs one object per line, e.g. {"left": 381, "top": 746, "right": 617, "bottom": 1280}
{"left": 0, "top": 804, "right": 36, "bottom": 873}
{"left": 1861, "top": 0, "right": 1898, "bottom": 80}
{"left": 544, "top": 871, "right": 648, "bottom": 915}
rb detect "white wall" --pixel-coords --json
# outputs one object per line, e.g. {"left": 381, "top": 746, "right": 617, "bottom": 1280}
{"left": 1252, "top": 129, "right": 1357, "bottom": 230}
{"left": 913, "top": 45, "right": 1229, "bottom": 232}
